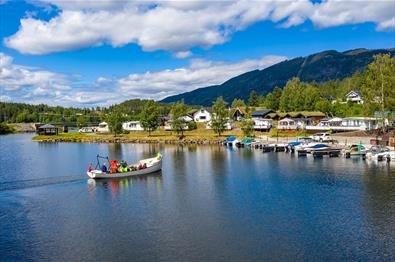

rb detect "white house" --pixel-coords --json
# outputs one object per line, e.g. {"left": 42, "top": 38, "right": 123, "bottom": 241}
{"left": 97, "top": 122, "right": 109, "bottom": 132}
{"left": 252, "top": 118, "right": 272, "bottom": 131}
{"left": 180, "top": 115, "right": 193, "bottom": 122}
{"left": 277, "top": 118, "right": 311, "bottom": 130}
{"left": 277, "top": 118, "right": 297, "bottom": 130}
{"left": 345, "top": 90, "right": 363, "bottom": 104}
{"left": 341, "top": 117, "right": 378, "bottom": 131}
{"left": 122, "top": 121, "right": 145, "bottom": 131}
{"left": 164, "top": 123, "right": 189, "bottom": 131}
{"left": 193, "top": 109, "right": 212, "bottom": 123}
{"left": 306, "top": 117, "right": 379, "bottom": 131}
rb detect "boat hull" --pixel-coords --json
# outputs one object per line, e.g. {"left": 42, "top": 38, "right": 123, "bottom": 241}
{"left": 87, "top": 158, "right": 162, "bottom": 179}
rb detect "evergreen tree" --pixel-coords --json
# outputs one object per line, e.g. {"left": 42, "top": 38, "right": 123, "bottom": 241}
{"left": 211, "top": 97, "right": 228, "bottom": 136}
{"left": 140, "top": 100, "right": 160, "bottom": 135}
{"left": 248, "top": 90, "right": 259, "bottom": 107}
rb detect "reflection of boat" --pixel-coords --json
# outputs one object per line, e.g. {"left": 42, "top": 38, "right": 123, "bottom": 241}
{"left": 87, "top": 155, "right": 162, "bottom": 179}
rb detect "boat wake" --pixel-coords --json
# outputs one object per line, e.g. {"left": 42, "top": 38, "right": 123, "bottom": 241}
{"left": 0, "top": 175, "right": 85, "bottom": 192}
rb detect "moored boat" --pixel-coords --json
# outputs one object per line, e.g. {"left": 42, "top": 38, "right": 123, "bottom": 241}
{"left": 223, "top": 136, "right": 238, "bottom": 147}
{"left": 87, "top": 154, "right": 162, "bottom": 179}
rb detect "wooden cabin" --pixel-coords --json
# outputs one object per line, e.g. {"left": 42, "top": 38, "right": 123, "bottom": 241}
{"left": 37, "top": 124, "right": 58, "bottom": 135}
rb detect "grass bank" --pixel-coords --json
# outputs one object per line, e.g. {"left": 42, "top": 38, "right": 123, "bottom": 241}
{"left": 32, "top": 128, "right": 245, "bottom": 144}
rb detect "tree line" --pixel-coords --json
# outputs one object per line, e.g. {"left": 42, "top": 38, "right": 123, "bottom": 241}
{"left": 244, "top": 54, "right": 394, "bottom": 119}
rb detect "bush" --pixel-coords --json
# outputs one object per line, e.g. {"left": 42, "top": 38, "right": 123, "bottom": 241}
{"left": 187, "top": 121, "right": 197, "bottom": 130}
{"left": 0, "top": 122, "right": 15, "bottom": 135}
{"left": 122, "top": 130, "right": 130, "bottom": 134}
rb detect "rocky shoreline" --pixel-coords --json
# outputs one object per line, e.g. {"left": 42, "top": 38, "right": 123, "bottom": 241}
{"left": 34, "top": 137, "right": 224, "bottom": 145}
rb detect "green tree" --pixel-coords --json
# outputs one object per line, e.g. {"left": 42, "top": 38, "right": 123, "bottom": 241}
{"left": 315, "top": 99, "right": 333, "bottom": 115}
{"left": 0, "top": 122, "right": 15, "bottom": 134}
{"left": 249, "top": 90, "right": 259, "bottom": 107}
{"left": 170, "top": 101, "right": 188, "bottom": 138}
{"left": 140, "top": 100, "right": 160, "bottom": 135}
{"left": 106, "top": 110, "right": 124, "bottom": 136}
{"left": 362, "top": 54, "right": 395, "bottom": 130}
{"left": 279, "top": 77, "right": 305, "bottom": 112}
{"left": 303, "top": 85, "right": 320, "bottom": 111}
{"left": 211, "top": 97, "right": 228, "bottom": 136}
{"left": 240, "top": 112, "right": 254, "bottom": 137}
{"left": 76, "top": 115, "right": 87, "bottom": 128}
{"left": 231, "top": 98, "right": 246, "bottom": 108}
{"left": 265, "top": 86, "right": 282, "bottom": 110}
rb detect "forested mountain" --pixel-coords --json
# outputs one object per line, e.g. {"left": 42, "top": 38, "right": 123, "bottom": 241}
{"left": 161, "top": 48, "right": 395, "bottom": 106}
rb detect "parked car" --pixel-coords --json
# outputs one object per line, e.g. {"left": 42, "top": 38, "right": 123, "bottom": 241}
{"left": 312, "top": 133, "right": 332, "bottom": 142}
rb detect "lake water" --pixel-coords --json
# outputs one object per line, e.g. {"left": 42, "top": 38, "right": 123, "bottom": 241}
{"left": 1, "top": 134, "right": 395, "bottom": 261}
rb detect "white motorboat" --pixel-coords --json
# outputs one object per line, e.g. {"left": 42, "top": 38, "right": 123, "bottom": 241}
{"left": 365, "top": 145, "right": 390, "bottom": 160}
{"left": 87, "top": 154, "right": 162, "bottom": 179}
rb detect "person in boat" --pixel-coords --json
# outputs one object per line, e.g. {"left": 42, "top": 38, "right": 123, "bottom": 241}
{"left": 120, "top": 160, "right": 128, "bottom": 168}
{"left": 87, "top": 163, "right": 93, "bottom": 172}
{"left": 101, "top": 162, "right": 108, "bottom": 173}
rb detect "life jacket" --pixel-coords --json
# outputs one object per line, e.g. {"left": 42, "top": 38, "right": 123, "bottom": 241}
{"left": 109, "top": 160, "right": 119, "bottom": 173}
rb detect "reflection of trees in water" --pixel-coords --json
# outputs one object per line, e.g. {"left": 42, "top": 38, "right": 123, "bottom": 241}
{"left": 107, "top": 143, "right": 123, "bottom": 160}
{"left": 362, "top": 163, "right": 395, "bottom": 254}
{"left": 172, "top": 146, "right": 187, "bottom": 176}
{"left": 145, "top": 144, "right": 160, "bottom": 157}
{"left": 210, "top": 146, "right": 226, "bottom": 176}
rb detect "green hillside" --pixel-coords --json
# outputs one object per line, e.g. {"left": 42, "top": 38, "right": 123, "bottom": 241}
{"left": 161, "top": 48, "right": 395, "bottom": 106}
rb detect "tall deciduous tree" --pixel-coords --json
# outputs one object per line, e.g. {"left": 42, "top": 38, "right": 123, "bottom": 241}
{"left": 362, "top": 54, "right": 395, "bottom": 130}
{"left": 211, "top": 97, "right": 228, "bottom": 136}
{"left": 249, "top": 90, "right": 259, "bottom": 107}
{"left": 140, "top": 100, "right": 160, "bottom": 136}
{"left": 240, "top": 112, "right": 254, "bottom": 137}
{"left": 170, "top": 101, "right": 188, "bottom": 138}
{"left": 106, "top": 110, "right": 124, "bottom": 136}
{"left": 76, "top": 115, "right": 87, "bottom": 128}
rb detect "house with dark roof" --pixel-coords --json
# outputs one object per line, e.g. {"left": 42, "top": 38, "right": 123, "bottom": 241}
{"left": 345, "top": 90, "right": 363, "bottom": 104}
{"left": 251, "top": 109, "right": 273, "bottom": 118}
{"left": 37, "top": 124, "right": 58, "bottom": 135}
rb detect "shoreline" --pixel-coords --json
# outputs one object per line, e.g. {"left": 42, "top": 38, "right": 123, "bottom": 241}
{"left": 31, "top": 132, "right": 382, "bottom": 148}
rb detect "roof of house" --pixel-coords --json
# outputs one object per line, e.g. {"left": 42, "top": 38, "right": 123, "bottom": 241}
{"left": 322, "top": 95, "right": 335, "bottom": 101}
{"left": 279, "top": 118, "right": 295, "bottom": 122}
{"left": 251, "top": 109, "right": 273, "bottom": 117}
{"left": 38, "top": 124, "right": 56, "bottom": 129}
{"left": 346, "top": 90, "right": 362, "bottom": 96}
{"left": 230, "top": 107, "right": 246, "bottom": 116}
{"left": 266, "top": 111, "right": 325, "bottom": 118}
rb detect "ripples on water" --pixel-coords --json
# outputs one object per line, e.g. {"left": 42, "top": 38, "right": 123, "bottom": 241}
{"left": 0, "top": 134, "right": 395, "bottom": 261}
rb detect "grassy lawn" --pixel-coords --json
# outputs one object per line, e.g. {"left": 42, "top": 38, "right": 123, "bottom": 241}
{"left": 32, "top": 125, "right": 312, "bottom": 142}
{"left": 32, "top": 127, "right": 245, "bottom": 142}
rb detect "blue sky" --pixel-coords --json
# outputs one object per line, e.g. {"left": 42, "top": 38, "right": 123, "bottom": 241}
{"left": 0, "top": 0, "right": 394, "bottom": 107}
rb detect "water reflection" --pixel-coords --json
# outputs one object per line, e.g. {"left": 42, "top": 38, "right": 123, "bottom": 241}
{"left": 87, "top": 172, "right": 163, "bottom": 199}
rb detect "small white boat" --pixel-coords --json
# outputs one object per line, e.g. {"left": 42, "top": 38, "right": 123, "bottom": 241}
{"left": 87, "top": 154, "right": 162, "bottom": 179}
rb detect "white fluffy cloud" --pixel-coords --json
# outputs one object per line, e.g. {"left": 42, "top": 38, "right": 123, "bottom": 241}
{"left": 4, "top": 0, "right": 394, "bottom": 55}
{"left": 0, "top": 52, "right": 286, "bottom": 106}
{"left": 0, "top": 52, "right": 69, "bottom": 92}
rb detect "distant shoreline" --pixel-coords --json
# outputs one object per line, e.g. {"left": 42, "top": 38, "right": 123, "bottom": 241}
{"left": 31, "top": 130, "right": 380, "bottom": 148}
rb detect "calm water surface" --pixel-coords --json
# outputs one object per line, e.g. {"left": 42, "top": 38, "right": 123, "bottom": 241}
{"left": 1, "top": 133, "right": 395, "bottom": 261}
